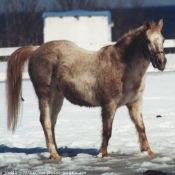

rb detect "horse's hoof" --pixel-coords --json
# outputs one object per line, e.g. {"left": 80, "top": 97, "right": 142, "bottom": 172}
{"left": 50, "top": 153, "right": 61, "bottom": 160}
{"left": 148, "top": 150, "right": 155, "bottom": 157}
{"left": 99, "top": 149, "right": 108, "bottom": 157}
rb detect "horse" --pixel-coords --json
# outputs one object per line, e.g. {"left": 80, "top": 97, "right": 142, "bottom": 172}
{"left": 6, "top": 19, "right": 166, "bottom": 159}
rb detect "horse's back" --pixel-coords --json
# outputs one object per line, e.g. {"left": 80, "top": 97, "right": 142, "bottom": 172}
{"left": 29, "top": 40, "right": 97, "bottom": 67}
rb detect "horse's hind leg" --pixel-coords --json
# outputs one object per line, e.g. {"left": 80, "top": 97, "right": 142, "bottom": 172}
{"left": 29, "top": 54, "right": 62, "bottom": 159}
{"left": 39, "top": 96, "right": 60, "bottom": 159}
{"left": 49, "top": 89, "right": 64, "bottom": 151}
{"left": 100, "top": 101, "right": 117, "bottom": 157}
{"left": 127, "top": 97, "right": 154, "bottom": 156}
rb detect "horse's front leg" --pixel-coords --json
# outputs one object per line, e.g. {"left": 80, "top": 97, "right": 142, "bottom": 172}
{"left": 100, "top": 101, "right": 117, "bottom": 157}
{"left": 127, "top": 97, "right": 154, "bottom": 156}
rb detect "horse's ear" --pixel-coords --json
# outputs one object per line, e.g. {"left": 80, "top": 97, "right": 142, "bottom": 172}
{"left": 143, "top": 20, "right": 151, "bottom": 30}
{"left": 158, "top": 19, "right": 163, "bottom": 31}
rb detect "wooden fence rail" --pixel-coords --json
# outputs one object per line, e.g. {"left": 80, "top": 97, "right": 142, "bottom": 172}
{"left": 0, "top": 39, "right": 175, "bottom": 57}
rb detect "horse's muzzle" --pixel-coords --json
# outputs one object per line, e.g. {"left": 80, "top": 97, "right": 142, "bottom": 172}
{"left": 151, "top": 52, "right": 167, "bottom": 71}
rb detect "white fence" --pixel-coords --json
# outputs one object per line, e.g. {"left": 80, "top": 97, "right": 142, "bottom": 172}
{"left": 0, "top": 39, "right": 175, "bottom": 57}
{"left": 0, "top": 40, "right": 175, "bottom": 81}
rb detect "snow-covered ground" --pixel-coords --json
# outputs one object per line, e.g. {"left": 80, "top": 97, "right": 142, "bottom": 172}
{"left": 0, "top": 54, "right": 175, "bottom": 174}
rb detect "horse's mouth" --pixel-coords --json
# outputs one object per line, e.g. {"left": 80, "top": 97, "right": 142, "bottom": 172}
{"left": 151, "top": 62, "right": 165, "bottom": 71}
{"left": 151, "top": 57, "right": 167, "bottom": 71}
{"left": 158, "top": 65, "right": 165, "bottom": 71}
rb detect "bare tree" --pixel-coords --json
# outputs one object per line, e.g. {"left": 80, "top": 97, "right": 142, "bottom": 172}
{"left": 110, "top": 0, "right": 128, "bottom": 40}
{"left": 114, "top": 0, "right": 127, "bottom": 8}
{"left": 130, "top": 0, "right": 145, "bottom": 8}
{"left": 52, "top": 0, "right": 100, "bottom": 11}
{"left": 3, "top": 0, "right": 43, "bottom": 47}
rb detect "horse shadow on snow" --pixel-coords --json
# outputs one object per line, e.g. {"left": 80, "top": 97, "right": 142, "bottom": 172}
{"left": 0, "top": 144, "right": 98, "bottom": 157}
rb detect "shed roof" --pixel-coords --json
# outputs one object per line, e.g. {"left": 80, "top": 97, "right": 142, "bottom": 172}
{"left": 42, "top": 10, "right": 111, "bottom": 25}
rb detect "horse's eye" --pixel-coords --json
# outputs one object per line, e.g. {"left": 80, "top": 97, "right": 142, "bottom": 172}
{"left": 145, "top": 39, "right": 150, "bottom": 44}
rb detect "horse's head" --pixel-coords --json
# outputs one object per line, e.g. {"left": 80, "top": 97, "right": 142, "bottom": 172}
{"left": 143, "top": 19, "right": 167, "bottom": 71}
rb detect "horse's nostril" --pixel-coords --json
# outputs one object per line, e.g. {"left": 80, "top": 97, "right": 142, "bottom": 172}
{"left": 157, "top": 59, "right": 162, "bottom": 65}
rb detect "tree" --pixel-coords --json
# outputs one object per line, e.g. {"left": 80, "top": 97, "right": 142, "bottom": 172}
{"left": 52, "top": 0, "right": 100, "bottom": 11}
{"left": 2, "top": 0, "right": 43, "bottom": 47}
{"left": 130, "top": 0, "right": 145, "bottom": 8}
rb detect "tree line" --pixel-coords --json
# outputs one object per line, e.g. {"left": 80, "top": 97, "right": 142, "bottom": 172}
{"left": 0, "top": 0, "right": 174, "bottom": 48}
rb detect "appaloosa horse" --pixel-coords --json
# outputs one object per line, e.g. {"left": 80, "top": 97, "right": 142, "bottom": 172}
{"left": 6, "top": 19, "right": 166, "bottom": 159}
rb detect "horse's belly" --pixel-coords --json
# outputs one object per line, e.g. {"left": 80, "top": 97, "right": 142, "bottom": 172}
{"left": 69, "top": 91, "right": 99, "bottom": 107}
{"left": 59, "top": 76, "right": 100, "bottom": 107}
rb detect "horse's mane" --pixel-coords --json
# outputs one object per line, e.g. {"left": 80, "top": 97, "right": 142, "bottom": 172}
{"left": 115, "top": 21, "right": 159, "bottom": 49}
{"left": 115, "top": 26, "right": 145, "bottom": 48}
{"left": 100, "top": 25, "right": 145, "bottom": 59}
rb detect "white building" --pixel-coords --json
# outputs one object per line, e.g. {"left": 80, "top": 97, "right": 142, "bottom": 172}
{"left": 42, "top": 10, "right": 112, "bottom": 44}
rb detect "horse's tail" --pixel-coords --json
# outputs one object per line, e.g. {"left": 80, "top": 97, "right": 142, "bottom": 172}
{"left": 6, "top": 46, "right": 37, "bottom": 132}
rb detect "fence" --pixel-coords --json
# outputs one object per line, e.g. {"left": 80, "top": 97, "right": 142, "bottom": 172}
{"left": 0, "top": 40, "right": 175, "bottom": 81}
{"left": 0, "top": 39, "right": 175, "bottom": 57}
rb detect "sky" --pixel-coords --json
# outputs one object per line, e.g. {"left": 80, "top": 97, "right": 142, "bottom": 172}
{"left": 1, "top": 0, "right": 175, "bottom": 13}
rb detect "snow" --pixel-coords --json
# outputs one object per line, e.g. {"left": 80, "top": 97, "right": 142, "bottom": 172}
{"left": 0, "top": 54, "right": 175, "bottom": 174}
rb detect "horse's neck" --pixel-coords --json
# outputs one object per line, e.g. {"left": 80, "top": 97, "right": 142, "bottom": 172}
{"left": 119, "top": 27, "right": 150, "bottom": 74}
{"left": 124, "top": 47, "right": 150, "bottom": 81}
{"left": 115, "top": 28, "right": 150, "bottom": 82}
{"left": 121, "top": 54, "right": 149, "bottom": 92}
{"left": 133, "top": 56, "right": 150, "bottom": 74}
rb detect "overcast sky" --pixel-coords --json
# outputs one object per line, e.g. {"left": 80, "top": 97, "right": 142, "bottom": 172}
{"left": 0, "top": 0, "right": 175, "bottom": 13}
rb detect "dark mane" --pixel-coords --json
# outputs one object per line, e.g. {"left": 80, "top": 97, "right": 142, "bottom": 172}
{"left": 115, "top": 26, "right": 145, "bottom": 49}
{"left": 101, "top": 25, "right": 146, "bottom": 53}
